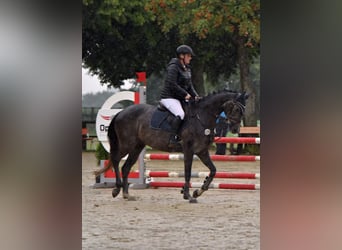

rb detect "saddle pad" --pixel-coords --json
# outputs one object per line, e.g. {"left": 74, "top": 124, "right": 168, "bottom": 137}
{"left": 150, "top": 109, "right": 174, "bottom": 133}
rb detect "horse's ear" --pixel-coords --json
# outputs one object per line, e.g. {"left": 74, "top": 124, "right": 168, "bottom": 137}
{"left": 236, "top": 92, "right": 248, "bottom": 104}
{"left": 239, "top": 91, "right": 249, "bottom": 100}
{"left": 244, "top": 92, "right": 249, "bottom": 100}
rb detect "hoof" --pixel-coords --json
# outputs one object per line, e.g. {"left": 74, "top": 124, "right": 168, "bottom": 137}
{"left": 112, "top": 187, "right": 121, "bottom": 198}
{"left": 181, "top": 186, "right": 191, "bottom": 200}
{"left": 189, "top": 197, "right": 198, "bottom": 203}
{"left": 193, "top": 189, "right": 204, "bottom": 198}
{"left": 183, "top": 193, "right": 197, "bottom": 203}
{"left": 123, "top": 193, "right": 137, "bottom": 201}
{"left": 183, "top": 193, "right": 190, "bottom": 200}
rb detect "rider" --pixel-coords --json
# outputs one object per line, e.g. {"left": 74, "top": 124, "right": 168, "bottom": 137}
{"left": 160, "top": 45, "right": 200, "bottom": 147}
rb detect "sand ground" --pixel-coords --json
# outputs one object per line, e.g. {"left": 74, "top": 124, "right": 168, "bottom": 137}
{"left": 82, "top": 151, "right": 260, "bottom": 250}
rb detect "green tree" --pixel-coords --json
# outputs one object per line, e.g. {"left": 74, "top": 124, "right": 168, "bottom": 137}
{"left": 83, "top": 0, "right": 240, "bottom": 95}
{"left": 82, "top": 0, "right": 260, "bottom": 125}
{"left": 146, "top": 0, "right": 260, "bottom": 125}
{"left": 83, "top": 0, "right": 176, "bottom": 87}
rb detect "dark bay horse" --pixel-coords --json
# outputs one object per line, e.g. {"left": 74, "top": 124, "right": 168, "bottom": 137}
{"left": 96, "top": 90, "right": 248, "bottom": 203}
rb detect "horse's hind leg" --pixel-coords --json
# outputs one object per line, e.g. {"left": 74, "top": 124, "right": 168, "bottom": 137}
{"left": 110, "top": 152, "right": 123, "bottom": 198}
{"left": 193, "top": 151, "right": 216, "bottom": 198}
{"left": 121, "top": 144, "right": 145, "bottom": 200}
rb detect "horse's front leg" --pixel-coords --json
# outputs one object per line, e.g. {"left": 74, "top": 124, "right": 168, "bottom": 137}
{"left": 193, "top": 150, "right": 216, "bottom": 198}
{"left": 181, "top": 149, "right": 197, "bottom": 203}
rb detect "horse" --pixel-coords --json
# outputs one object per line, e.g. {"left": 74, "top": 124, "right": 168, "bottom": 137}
{"left": 95, "top": 90, "right": 248, "bottom": 203}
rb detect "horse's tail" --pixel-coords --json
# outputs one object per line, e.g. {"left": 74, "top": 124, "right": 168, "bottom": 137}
{"left": 93, "top": 156, "right": 112, "bottom": 177}
{"left": 93, "top": 113, "right": 119, "bottom": 177}
{"left": 107, "top": 112, "right": 119, "bottom": 152}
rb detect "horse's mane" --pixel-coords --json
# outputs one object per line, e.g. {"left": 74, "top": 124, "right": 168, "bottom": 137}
{"left": 200, "top": 89, "right": 238, "bottom": 102}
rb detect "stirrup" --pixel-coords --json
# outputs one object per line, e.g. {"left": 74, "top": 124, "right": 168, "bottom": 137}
{"left": 168, "top": 135, "right": 181, "bottom": 147}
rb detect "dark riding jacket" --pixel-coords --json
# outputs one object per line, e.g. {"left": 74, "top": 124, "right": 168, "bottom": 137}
{"left": 160, "top": 58, "right": 198, "bottom": 100}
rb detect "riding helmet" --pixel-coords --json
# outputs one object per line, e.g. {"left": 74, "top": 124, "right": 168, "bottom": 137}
{"left": 176, "top": 45, "right": 195, "bottom": 56}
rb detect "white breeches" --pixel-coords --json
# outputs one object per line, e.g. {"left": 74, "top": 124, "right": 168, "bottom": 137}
{"left": 160, "top": 98, "right": 185, "bottom": 120}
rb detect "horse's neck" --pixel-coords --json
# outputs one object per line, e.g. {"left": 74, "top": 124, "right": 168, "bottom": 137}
{"left": 183, "top": 96, "right": 223, "bottom": 127}
{"left": 199, "top": 93, "right": 235, "bottom": 116}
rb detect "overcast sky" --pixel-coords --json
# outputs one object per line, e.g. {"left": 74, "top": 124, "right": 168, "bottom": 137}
{"left": 82, "top": 68, "right": 136, "bottom": 95}
{"left": 82, "top": 68, "right": 111, "bottom": 94}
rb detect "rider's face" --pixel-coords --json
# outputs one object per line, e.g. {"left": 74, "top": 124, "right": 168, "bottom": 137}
{"left": 184, "top": 54, "right": 192, "bottom": 64}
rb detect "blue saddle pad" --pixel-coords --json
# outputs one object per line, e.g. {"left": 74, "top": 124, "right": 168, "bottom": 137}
{"left": 150, "top": 109, "right": 175, "bottom": 133}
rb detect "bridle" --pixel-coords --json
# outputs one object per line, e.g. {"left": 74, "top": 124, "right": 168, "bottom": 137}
{"left": 183, "top": 95, "right": 246, "bottom": 133}
{"left": 224, "top": 100, "right": 246, "bottom": 125}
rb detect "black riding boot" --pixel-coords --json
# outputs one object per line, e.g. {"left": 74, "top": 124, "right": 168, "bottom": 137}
{"left": 169, "top": 116, "right": 182, "bottom": 147}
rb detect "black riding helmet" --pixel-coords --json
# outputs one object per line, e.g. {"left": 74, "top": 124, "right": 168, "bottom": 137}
{"left": 176, "top": 45, "right": 195, "bottom": 57}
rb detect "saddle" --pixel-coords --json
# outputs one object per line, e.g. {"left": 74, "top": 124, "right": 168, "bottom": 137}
{"left": 150, "top": 102, "right": 179, "bottom": 133}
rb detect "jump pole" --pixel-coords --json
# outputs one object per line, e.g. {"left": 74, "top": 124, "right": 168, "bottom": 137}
{"left": 149, "top": 181, "right": 260, "bottom": 190}
{"left": 98, "top": 169, "right": 260, "bottom": 179}
{"left": 146, "top": 170, "right": 260, "bottom": 179}
{"left": 97, "top": 172, "right": 260, "bottom": 190}
{"left": 143, "top": 154, "right": 260, "bottom": 161}
{"left": 214, "top": 137, "right": 260, "bottom": 144}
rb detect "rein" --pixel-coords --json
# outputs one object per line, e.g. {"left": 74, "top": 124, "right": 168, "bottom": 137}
{"left": 182, "top": 94, "right": 246, "bottom": 135}
{"left": 183, "top": 100, "right": 215, "bottom": 135}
